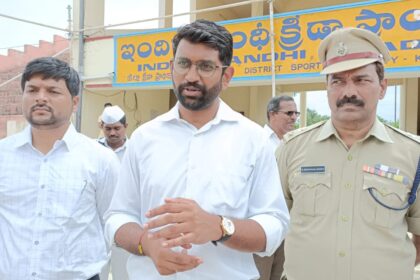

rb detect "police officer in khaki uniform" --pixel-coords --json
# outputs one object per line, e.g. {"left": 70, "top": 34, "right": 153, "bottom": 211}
{"left": 277, "top": 27, "right": 420, "bottom": 280}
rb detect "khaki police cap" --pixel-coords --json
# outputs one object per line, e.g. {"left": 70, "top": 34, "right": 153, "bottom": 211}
{"left": 318, "top": 27, "right": 391, "bottom": 75}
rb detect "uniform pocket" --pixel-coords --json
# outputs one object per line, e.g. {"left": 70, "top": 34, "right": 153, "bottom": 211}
{"left": 360, "top": 173, "right": 410, "bottom": 228}
{"left": 290, "top": 172, "right": 332, "bottom": 217}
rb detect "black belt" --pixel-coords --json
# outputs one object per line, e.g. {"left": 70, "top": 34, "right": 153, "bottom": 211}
{"left": 87, "top": 275, "right": 100, "bottom": 280}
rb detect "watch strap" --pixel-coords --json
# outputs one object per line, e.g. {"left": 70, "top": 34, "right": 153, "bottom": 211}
{"left": 211, "top": 216, "right": 233, "bottom": 246}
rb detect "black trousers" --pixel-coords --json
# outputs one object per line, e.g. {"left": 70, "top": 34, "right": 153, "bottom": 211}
{"left": 87, "top": 275, "right": 100, "bottom": 280}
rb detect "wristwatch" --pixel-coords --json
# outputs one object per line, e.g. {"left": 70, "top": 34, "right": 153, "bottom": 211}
{"left": 212, "top": 216, "right": 235, "bottom": 245}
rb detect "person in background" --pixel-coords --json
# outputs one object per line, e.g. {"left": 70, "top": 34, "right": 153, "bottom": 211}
{"left": 97, "top": 102, "right": 112, "bottom": 138}
{"left": 98, "top": 105, "right": 129, "bottom": 161}
{"left": 277, "top": 27, "right": 420, "bottom": 280}
{"left": 254, "top": 95, "right": 299, "bottom": 280}
{"left": 104, "top": 19, "right": 289, "bottom": 279}
{"left": 0, "top": 57, "right": 119, "bottom": 280}
{"left": 264, "top": 95, "right": 299, "bottom": 148}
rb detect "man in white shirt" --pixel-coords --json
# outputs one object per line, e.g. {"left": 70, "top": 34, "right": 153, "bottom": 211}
{"left": 98, "top": 105, "right": 129, "bottom": 161}
{"left": 263, "top": 96, "right": 299, "bottom": 149}
{"left": 0, "top": 57, "right": 119, "bottom": 280}
{"left": 105, "top": 19, "right": 290, "bottom": 279}
{"left": 255, "top": 96, "right": 299, "bottom": 280}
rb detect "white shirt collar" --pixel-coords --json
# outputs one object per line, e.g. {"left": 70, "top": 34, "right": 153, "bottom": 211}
{"left": 159, "top": 99, "right": 242, "bottom": 124}
{"left": 13, "top": 123, "right": 80, "bottom": 152}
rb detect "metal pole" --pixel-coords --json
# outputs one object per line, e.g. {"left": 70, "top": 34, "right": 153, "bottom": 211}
{"left": 75, "top": 0, "right": 85, "bottom": 132}
{"left": 394, "top": 85, "right": 397, "bottom": 124}
{"left": 269, "top": 0, "right": 276, "bottom": 97}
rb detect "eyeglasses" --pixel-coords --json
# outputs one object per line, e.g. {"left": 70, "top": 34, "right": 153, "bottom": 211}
{"left": 173, "top": 57, "right": 228, "bottom": 78}
{"left": 277, "top": 111, "right": 300, "bottom": 117}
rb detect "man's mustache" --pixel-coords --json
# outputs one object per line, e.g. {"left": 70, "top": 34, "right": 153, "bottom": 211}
{"left": 336, "top": 96, "right": 365, "bottom": 108}
{"left": 31, "top": 105, "right": 52, "bottom": 112}
{"left": 179, "top": 82, "right": 205, "bottom": 93}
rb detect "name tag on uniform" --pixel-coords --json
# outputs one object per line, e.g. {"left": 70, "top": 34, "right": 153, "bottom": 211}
{"left": 301, "top": 166, "right": 326, "bottom": 174}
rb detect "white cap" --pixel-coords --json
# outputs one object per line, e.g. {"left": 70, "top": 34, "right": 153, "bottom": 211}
{"left": 101, "top": 105, "right": 125, "bottom": 124}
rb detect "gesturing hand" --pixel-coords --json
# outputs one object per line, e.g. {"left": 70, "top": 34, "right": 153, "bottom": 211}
{"left": 144, "top": 197, "right": 222, "bottom": 248}
{"left": 142, "top": 233, "right": 203, "bottom": 275}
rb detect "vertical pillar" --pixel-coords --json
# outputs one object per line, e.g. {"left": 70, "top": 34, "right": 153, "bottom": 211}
{"left": 249, "top": 0, "right": 264, "bottom": 123}
{"left": 401, "top": 78, "right": 419, "bottom": 134}
{"left": 300, "top": 91, "right": 307, "bottom": 127}
{"left": 190, "top": 0, "right": 196, "bottom": 22}
{"left": 159, "top": 0, "right": 173, "bottom": 28}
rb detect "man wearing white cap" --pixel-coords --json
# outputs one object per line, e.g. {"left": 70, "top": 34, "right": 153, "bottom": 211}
{"left": 277, "top": 27, "right": 420, "bottom": 280}
{"left": 98, "top": 105, "right": 129, "bottom": 161}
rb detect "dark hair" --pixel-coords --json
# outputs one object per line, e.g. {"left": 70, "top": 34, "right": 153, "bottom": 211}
{"left": 104, "top": 102, "right": 113, "bottom": 107}
{"left": 374, "top": 61, "right": 385, "bottom": 81}
{"left": 172, "top": 19, "right": 233, "bottom": 67}
{"left": 119, "top": 115, "right": 127, "bottom": 125}
{"left": 267, "top": 96, "right": 295, "bottom": 120}
{"left": 21, "top": 57, "right": 80, "bottom": 96}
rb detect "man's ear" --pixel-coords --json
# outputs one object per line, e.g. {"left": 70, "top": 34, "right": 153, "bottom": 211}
{"left": 379, "top": 78, "right": 388, "bottom": 100}
{"left": 170, "top": 60, "right": 174, "bottom": 78}
{"left": 222, "top": 66, "right": 234, "bottom": 90}
{"left": 72, "top": 96, "right": 80, "bottom": 112}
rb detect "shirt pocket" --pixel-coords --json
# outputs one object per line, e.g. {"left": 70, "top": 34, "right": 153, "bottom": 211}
{"left": 290, "top": 172, "right": 332, "bottom": 217}
{"left": 45, "top": 179, "right": 93, "bottom": 220}
{"left": 360, "top": 173, "right": 410, "bottom": 228}
{"left": 204, "top": 164, "right": 253, "bottom": 216}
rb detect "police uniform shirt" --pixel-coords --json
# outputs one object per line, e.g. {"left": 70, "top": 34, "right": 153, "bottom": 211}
{"left": 277, "top": 118, "right": 420, "bottom": 280}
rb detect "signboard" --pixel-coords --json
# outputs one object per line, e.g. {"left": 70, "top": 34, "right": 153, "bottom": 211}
{"left": 113, "top": 0, "right": 420, "bottom": 87}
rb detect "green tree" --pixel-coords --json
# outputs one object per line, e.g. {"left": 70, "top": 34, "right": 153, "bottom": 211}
{"left": 377, "top": 116, "right": 399, "bottom": 128}
{"left": 306, "top": 108, "right": 330, "bottom": 126}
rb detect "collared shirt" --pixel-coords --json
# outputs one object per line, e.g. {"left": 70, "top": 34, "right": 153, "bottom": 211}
{"left": 0, "top": 124, "right": 120, "bottom": 280}
{"left": 97, "top": 137, "right": 129, "bottom": 161}
{"left": 263, "top": 124, "right": 282, "bottom": 152}
{"left": 277, "top": 119, "right": 420, "bottom": 280}
{"left": 105, "top": 100, "right": 290, "bottom": 280}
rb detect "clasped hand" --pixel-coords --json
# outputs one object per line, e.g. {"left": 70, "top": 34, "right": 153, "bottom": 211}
{"left": 144, "top": 197, "right": 222, "bottom": 248}
{"left": 141, "top": 197, "right": 222, "bottom": 275}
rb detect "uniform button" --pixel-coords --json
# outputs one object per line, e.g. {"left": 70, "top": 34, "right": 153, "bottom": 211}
{"left": 40, "top": 185, "right": 45, "bottom": 189}
{"left": 34, "top": 241, "right": 39, "bottom": 245}
{"left": 345, "top": 183, "right": 351, "bottom": 189}
{"left": 43, "top": 158, "right": 48, "bottom": 163}
{"left": 38, "top": 212, "right": 42, "bottom": 217}
{"left": 341, "top": 216, "right": 349, "bottom": 222}
{"left": 339, "top": 251, "right": 346, "bottom": 257}
{"left": 32, "top": 272, "right": 37, "bottom": 276}
{"left": 347, "top": 154, "right": 353, "bottom": 161}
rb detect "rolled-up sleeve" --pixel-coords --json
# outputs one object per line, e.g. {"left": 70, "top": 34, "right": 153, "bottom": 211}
{"left": 249, "top": 139, "right": 290, "bottom": 257}
{"left": 104, "top": 138, "right": 143, "bottom": 247}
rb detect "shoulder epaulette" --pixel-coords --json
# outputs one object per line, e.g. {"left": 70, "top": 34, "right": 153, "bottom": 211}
{"left": 283, "top": 120, "right": 326, "bottom": 143}
{"left": 385, "top": 124, "right": 420, "bottom": 144}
